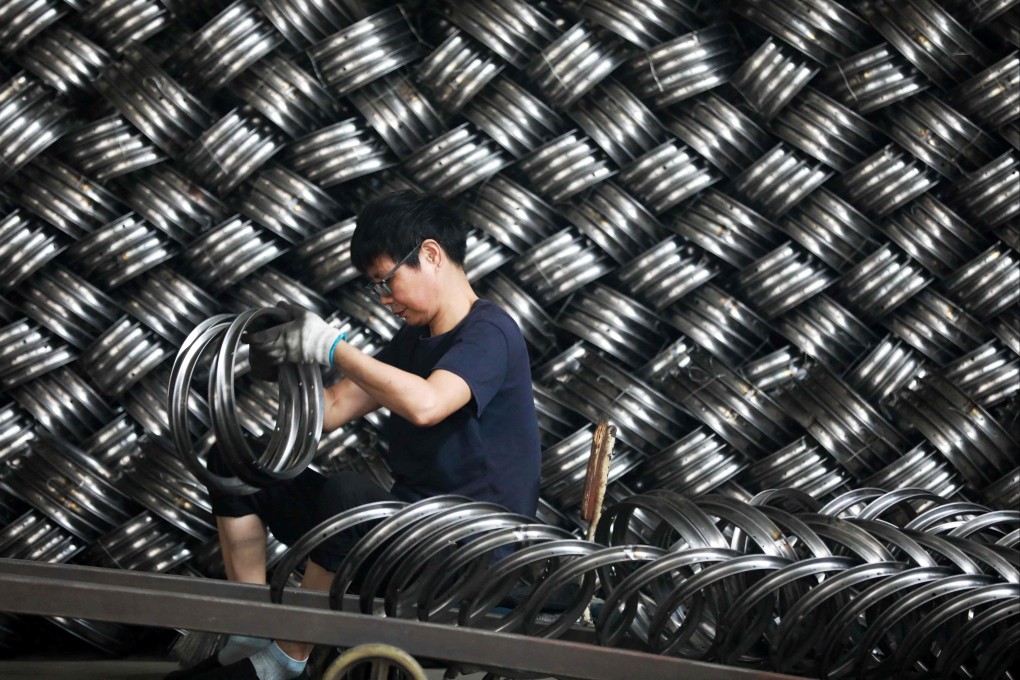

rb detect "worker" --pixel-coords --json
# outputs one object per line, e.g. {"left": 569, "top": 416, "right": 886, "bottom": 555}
{"left": 169, "top": 191, "right": 542, "bottom": 680}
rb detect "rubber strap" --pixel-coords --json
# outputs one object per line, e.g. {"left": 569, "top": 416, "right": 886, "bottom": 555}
{"left": 327, "top": 333, "right": 347, "bottom": 367}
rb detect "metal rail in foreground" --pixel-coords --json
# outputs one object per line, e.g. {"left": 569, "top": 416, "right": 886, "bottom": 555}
{"left": 0, "top": 558, "right": 805, "bottom": 680}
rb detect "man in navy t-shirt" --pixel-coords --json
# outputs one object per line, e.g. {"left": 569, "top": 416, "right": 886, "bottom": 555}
{"left": 175, "top": 191, "right": 541, "bottom": 680}
{"left": 375, "top": 298, "right": 540, "bottom": 517}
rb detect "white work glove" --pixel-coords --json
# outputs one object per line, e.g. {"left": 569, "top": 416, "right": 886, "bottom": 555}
{"left": 246, "top": 302, "right": 345, "bottom": 367}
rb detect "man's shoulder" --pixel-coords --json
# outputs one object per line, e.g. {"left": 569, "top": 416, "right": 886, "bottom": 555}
{"left": 469, "top": 300, "right": 522, "bottom": 337}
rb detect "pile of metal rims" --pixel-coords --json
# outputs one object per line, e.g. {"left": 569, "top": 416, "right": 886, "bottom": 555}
{"left": 261, "top": 489, "right": 1019, "bottom": 679}
{"left": 0, "top": 0, "right": 1017, "bottom": 673}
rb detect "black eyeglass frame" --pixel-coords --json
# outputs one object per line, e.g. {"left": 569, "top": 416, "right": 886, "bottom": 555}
{"left": 364, "top": 244, "right": 421, "bottom": 298}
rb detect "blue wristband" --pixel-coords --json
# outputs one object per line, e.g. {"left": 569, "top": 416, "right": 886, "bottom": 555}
{"left": 327, "top": 333, "right": 347, "bottom": 367}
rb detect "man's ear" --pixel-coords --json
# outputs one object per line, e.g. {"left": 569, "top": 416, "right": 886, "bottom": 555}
{"left": 420, "top": 239, "right": 442, "bottom": 266}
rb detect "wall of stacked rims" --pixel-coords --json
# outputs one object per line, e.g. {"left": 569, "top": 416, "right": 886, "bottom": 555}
{"left": 0, "top": 0, "right": 1017, "bottom": 675}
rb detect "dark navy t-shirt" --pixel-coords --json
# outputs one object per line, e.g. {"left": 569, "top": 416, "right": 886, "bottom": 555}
{"left": 374, "top": 299, "right": 541, "bottom": 519}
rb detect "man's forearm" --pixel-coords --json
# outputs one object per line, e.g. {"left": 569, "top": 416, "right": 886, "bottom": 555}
{"left": 333, "top": 342, "right": 440, "bottom": 425}
{"left": 322, "top": 376, "right": 381, "bottom": 431}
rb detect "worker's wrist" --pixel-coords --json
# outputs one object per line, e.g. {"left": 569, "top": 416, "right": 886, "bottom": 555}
{"left": 326, "top": 333, "right": 347, "bottom": 367}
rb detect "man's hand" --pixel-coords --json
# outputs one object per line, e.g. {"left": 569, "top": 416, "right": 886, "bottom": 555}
{"left": 246, "top": 302, "right": 344, "bottom": 366}
{"left": 247, "top": 342, "right": 280, "bottom": 381}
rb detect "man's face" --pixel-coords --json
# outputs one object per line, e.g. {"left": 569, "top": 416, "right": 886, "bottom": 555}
{"left": 366, "top": 249, "right": 433, "bottom": 326}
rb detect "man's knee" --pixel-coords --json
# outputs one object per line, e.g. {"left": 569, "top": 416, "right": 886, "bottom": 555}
{"left": 217, "top": 514, "right": 266, "bottom": 550}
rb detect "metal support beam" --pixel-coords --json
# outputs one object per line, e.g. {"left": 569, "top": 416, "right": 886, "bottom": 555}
{"left": 0, "top": 559, "right": 804, "bottom": 680}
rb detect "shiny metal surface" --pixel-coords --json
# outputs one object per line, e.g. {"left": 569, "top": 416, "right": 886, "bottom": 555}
{"left": 560, "top": 182, "right": 668, "bottom": 264}
{"left": 835, "top": 242, "right": 933, "bottom": 318}
{"left": 671, "top": 190, "right": 785, "bottom": 267}
{"left": 462, "top": 175, "right": 558, "bottom": 253}
{"left": 168, "top": 0, "right": 283, "bottom": 92}
{"left": 772, "top": 88, "right": 883, "bottom": 172}
{"left": 736, "top": 242, "right": 835, "bottom": 319}
{"left": 462, "top": 76, "right": 565, "bottom": 158}
{"left": 183, "top": 216, "right": 285, "bottom": 292}
{"left": 230, "top": 54, "right": 339, "bottom": 139}
{"left": 731, "top": 39, "right": 820, "bottom": 120}
{"left": 622, "top": 25, "right": 742, "bottom": 108}
{"left": 735, "top": 0, "right": 873, "bottom": 63}
{"left": 251, "top": 0, "right": 356, "bottom": 49}
{"left": 240, "top": 164, "right": 342, "bottom": 244}
{"left": 846, "top": 334, "right": 931, "bottom": 404}
{"left": 95, "top": 48, "right": 214, "bottom": 158}
{"left": 0, "top": 317, "right": 77, "bottom": 390}
{"left": 661, "top": 283, "right": 772, "bottom": 367}
{"left": 881, "top": 194, "right": 989, "bottom": 278}
{"left": 68, "top": 213, "right": 177, "bottom": 288}
{"left": 402, "top": 123, "right": 510, "bottom": 198}
{"left": 13, "top": 25, "right": 108, "bottom": 97}
{"left": 557, "top": 284, "right": 669, "bottom": 369}
{"left": 445, "top": 0, "right": 559, "bottom": 69}
{"left": 526, "top": 22, "right": 627, "bottom": 110}
{"left": 743, "top": 436, "right": 851, "bottom": 500}
{"left": 569, "top": 79, "right": 668, "bottom": 167}
{"left": 224, "top": 268, "right": 329, "bottom": 317}
{"left": 0, "top": 74, "right": 74, "bottom": 182}
{"left": 418, "top": 31, "right": 503, "bottom": 114}
{"left": 665, "top": 92, "right": 774, "bottom": 178}
{"left": 182, "top": 110, "right": 285, "bottom": 195}
{"left": 895, "top": 375, "right": 1017, "bottom": 489}
{"left": 288, "top": 117, "right": 397, "bottom": 187}
{"left": 883, "top": 288, "right": 989, "bottom": 364}
{"left": 778, "top": 187, "right": 880, "bottom": 272}
{"left": 349, "top": 73, "right": 446, "bottom": 161}
{"left": 7, "top": 366, "right": 115, "bottom": 442}
{"left": 954, "top": 52, "right": 1020, "bottom": 130}
{"left": 9, "top": 157, "right": 124, "bottom": 240}
{"left": 938, "top": 340, "right": 1020, "bottom": 409}
{"left": 860, "top": 0, "right": 990, "bottom": 87}
{"left": 516, "top": 131, "right": 615, "bottom": 204}
{"left": 732, "top": 144, "right": 832, "bottom": 218}
{"left": 79, "top": 0, "right": 171, "bottom": 53}
{"left": 950, "top": 152, "right": 1020, "bottom": 229}
{"left": 815, "top": 42, "right": 930, "bottom": 114}
{"left": 63, "top": 113, "right": 166, "bottom": 181}
{"left": 0, "top": 0, "right": 66, "bottom": 54}
{"left": 287, "top": 218, "right": 359, "bottom": 293}
{"left": 307, "top": 6, "right": 427, "bottom": 97}
{"left": 647, "top": 343, "right": 798, "bottom": 458}
{"left": 739, "top": 345, "right": 808, "bottom": 392}
{"left": 619, "top": 140, "right": 722, "bottom": 213}
{"left": 118, "top": 164, "right": 229, "bottom": 244}
{"left": 885, "top": 93, "right": 999, "bottom": 179}
{"left": 630, "top": 427, "right": 744, "bottom": 497}
{"left": 511, "top": 228, "right": 616, "bottom": 304}
{"left": 784, "top": 363, "right": 907, "bottom": 478}
{"left": 0, "top": 210, "right": 64, "bottom": 289}
{"left": 79, "top": 315, "right": 171, "bottom": 395}
{"left": 563, "top": 0, "right": 696, "bottom": 49}
{"left": 168, "top": 308, "right": 324, "bottom": 495}
{"left": 836, "top": 144, "right": 941, "bottom": 217}
{"left": 537, "top": 342, "right": 690, "bottom": 450}
{"left": 14, "top": 265, "right": 120, "bottom": 349}
{"left": 0, "top": 402, "right": 35, "bottom": 468}
{"left": 463, "top": 229, "right": 513, "bottom": 281}
{"left": 617, "top": 236, "right": 721, "bottom": 311}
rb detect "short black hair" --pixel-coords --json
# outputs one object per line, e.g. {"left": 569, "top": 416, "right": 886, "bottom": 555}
{"left": 351, "top": 191, "right": 468, "bottom": 272}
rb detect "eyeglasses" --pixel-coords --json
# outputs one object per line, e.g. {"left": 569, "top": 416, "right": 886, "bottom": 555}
{"left": 365, "top": 245, "right": 420, "bottom": 298}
